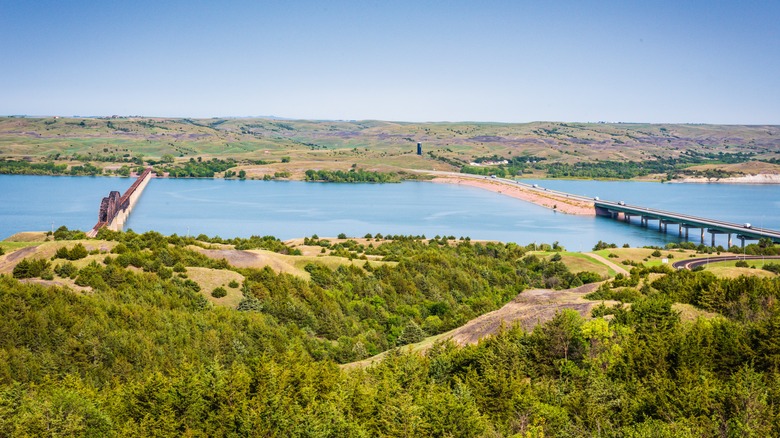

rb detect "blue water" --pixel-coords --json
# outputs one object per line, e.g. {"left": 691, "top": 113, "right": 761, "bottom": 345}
{"left": 0, "top": 175, "right": 131, "bottom": 237}
{"left": 1, "top": 175, "right": 777, "bottom": 250}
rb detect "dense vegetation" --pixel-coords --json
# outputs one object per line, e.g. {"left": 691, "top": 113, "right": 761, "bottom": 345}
{"left": 462, "top": 151, "right": 758, "bottom": 180}
{"left": 0, "top": 160, "right": 104, "bottom": 176}
{"left": 304, "top": 169, "right": 416, "bottom": 183}
{"left": 1, "top": 230, "right": 780, "bottom": 435}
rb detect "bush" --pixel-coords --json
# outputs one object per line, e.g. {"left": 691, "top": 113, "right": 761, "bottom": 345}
{"left": 550, "top": 253, "right": 562, "bottom": 262}
{"left": 211, "top": 287, "right": 227, "bottom": 298}
{"left": 54, "top": 262, "right": 78, "bottom": 278}
{"left": 397, "top": 320, "right": 426, "bottom": 345}
{"left": 651, "top": 250, "right": 662, "bottom": 257}
{"left": 338, "top": 233, "right": 347, "bottom": 239}
{"left": 228, "top": 279, "right": 239, "bottom": 288}
{"left": 585, "top": 283, "right": 643, "bottom": 302}
{"left": 593, "top": 241, "right": 617, "bottom": 251}
{"left": 763, "top": 263, "right": 780, "bottom": 274}
{"left": 735, "top": 260, "right": 749, "bottom": 268}
{"left": 13, "top": 258, "right": 52, "bottom": 279}
{"left": 577, "top": 271, "right": 603, "bottom": 284}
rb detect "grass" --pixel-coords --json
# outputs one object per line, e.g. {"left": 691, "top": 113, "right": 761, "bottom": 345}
{"left": 595, "top": 247, "right": 699, "bottom": 268}
{"left": 703, "top": 260, "right": 778, "bottom": 278}
{"left": 536, "top": 251, "right": 615, "bottom": 277}
{"left": 185, "top": 267, "right": 245, "bottom": 309}
{"left": 3, "top": 117, "right": 778, "bottom": 179}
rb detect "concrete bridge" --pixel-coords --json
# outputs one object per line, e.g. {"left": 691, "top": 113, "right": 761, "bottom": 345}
{"left": 87, "top": 168, "right": 152, "bottom": 237}
{"left": 595, "top": 199, "right": 780, "bottom": 247}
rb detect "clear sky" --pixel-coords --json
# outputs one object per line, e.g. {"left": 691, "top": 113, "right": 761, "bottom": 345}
{"left": 1, "top": 0, "right": 778, "bottom": 123}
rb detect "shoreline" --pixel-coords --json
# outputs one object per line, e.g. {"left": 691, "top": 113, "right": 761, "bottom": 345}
{"left": 669, "top": 173, "right": 780, "bottom": 184}
{"left": 431, "top": 176, "right": 595, "bottom": 216}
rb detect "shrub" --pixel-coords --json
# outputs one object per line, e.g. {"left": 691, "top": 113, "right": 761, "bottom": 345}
{"left": 13, "top": 258, "right": 52, "bottom": 279}
{"left": 228, "top": 279, "right": 239, "bottom": 288}
{"left": 585, "top": 283, "right": 643, "bottom": 302}
{"left": 735, "top": 260, "right": 749, "bottom": 268}
{"left": 593, "top": 241, "right": 617, "bottom": 251}
{"left": 397, "top": 320, "right": 426, "bottom": 345}
{"left": 550, "top": 253, "right": 562, "bottom": 262}
{"left": 338, "top": 233, "right": 347, "bottom": 239}
{"left": 577, "top": 271, "right": 603, "bottom": 284}
{"left": 763, "top": 263, "right": 780, "bottom": 274}
{"left": 211, "top": 287, "right": 227, "bottom": 298}
{"left": 651, "top": 250, "right": 662, "bottom": 257}
{"left": 55, "top": 262, "right": 78, "bottom": 278}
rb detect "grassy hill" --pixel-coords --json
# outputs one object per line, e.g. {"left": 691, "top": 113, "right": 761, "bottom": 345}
{"left": 2, "top": 116, "right": 778, "bottom": 180}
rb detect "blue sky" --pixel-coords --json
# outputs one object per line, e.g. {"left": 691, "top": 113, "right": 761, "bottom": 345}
{"left": 1, "top": 0, "right": 778, "bottom": 123}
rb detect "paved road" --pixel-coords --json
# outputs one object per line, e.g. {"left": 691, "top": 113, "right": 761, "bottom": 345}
{"left": 672, "top": 255, "right": 780, "bottom": 270}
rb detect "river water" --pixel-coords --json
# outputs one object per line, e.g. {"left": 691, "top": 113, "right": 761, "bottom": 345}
{"left": 1, "top": 175, "right": 777, "bottom": 250}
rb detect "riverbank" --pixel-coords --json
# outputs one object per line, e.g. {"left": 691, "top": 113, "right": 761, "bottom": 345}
{"left": 670, "top": 173, "right": 780, "bottom": 184}
{"left": 431, "top": 176, "right": 595, "bottom": 215}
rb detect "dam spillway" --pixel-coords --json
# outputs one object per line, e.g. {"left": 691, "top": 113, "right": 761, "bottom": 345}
{"left": 87, "top": 168, "right": 152, "bottom": 237}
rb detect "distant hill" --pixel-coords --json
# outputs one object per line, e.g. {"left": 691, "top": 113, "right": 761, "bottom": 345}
{"left": 1, "top": 116, "right": 778, "bottom": 180}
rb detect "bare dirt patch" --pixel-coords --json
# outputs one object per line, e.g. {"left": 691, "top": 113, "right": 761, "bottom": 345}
{"left": 345, "top": 283, "right": 608, "bottom": 369}
{"left": 445, "top": 283, "right": 602, "bottom": 346}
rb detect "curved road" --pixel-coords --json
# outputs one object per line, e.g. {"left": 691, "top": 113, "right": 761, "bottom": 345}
{"left": 672, "top": 255, "right": 780, "bottom": 270}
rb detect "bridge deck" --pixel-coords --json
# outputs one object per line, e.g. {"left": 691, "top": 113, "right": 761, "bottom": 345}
{"left": 595, "top": 200, "right": 780, "bottom": 243}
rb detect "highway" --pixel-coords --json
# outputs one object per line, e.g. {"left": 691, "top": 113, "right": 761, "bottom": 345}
{"left": 595, "top": 199, "right": 780, "bottom": 244}
{"left": 672, "top": 255, "right": 780, "bottom": 270}
{"left": 422, "top": 170, "right": 780, "bottom": 244}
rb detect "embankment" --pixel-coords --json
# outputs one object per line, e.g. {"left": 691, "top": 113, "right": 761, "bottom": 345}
{"left": 432, "top": 176, "right": 595, "bottom": 215}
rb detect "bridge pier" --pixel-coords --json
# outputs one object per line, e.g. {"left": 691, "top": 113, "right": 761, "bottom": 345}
{"left": 594, "top": 201, "right": 780, "bottom": 246}
{"left": 640, "top": 216, "right": 661, "bottom": 230}
{"left": 738, "top": 235, "right": 760, "bottom": 248}
{"left": 708, "top": 229, "right": 732, "bottom": 248}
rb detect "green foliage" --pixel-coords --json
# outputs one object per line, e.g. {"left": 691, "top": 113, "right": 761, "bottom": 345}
{"left": 158, "top": 157, "right": 236, "bottom": 178}
{"left": 585, "top": 283, "right": 643, "bottom": 302}
{"left": 53, "top": 226, "right": 86, "bottom": 241}
{"left": 304, "top": 169, "right": 410, "bottom": 183}
{"left": 593, "top": 240, "right": 617, "bottom": 251}
{"left": 53, "top": 243, "right": 89, "bottom": 260}
{"left": 397, "top": 320, "right": 426, "bottom": 345}
{"left": 211, "top": 287, "right": 227, "bottom": 298}
{"left": 0, "top": 160, "right": 102, "bottom": 176}
{"left": 4, "top": 232, "right": 780, "bottom": 435}
{"left": 12, "top": 258, "right": 52, "bottom": 279}
{"left": 764, "top": 263, "right": 780, "bottom": 274}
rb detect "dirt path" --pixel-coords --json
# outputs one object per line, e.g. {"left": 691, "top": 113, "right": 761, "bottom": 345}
{"left": 584, "top": 252, "right": 630, "bottom": 276}
{"left": 0, "top": 246, "right": 39, "bottom": 274}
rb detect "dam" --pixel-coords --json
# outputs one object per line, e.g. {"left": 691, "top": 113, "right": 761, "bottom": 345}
{"left": 86, "top": 168, "right": 152, "bottom": 237}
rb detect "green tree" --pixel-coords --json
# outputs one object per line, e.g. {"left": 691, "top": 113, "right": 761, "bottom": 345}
{"left": 398, "top": 321, "right": 426, "bottom": 345}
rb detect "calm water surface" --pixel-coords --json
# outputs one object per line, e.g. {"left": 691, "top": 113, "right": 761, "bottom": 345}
{"left": 1, "top": 175, "right": 777, "bottom": 250}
